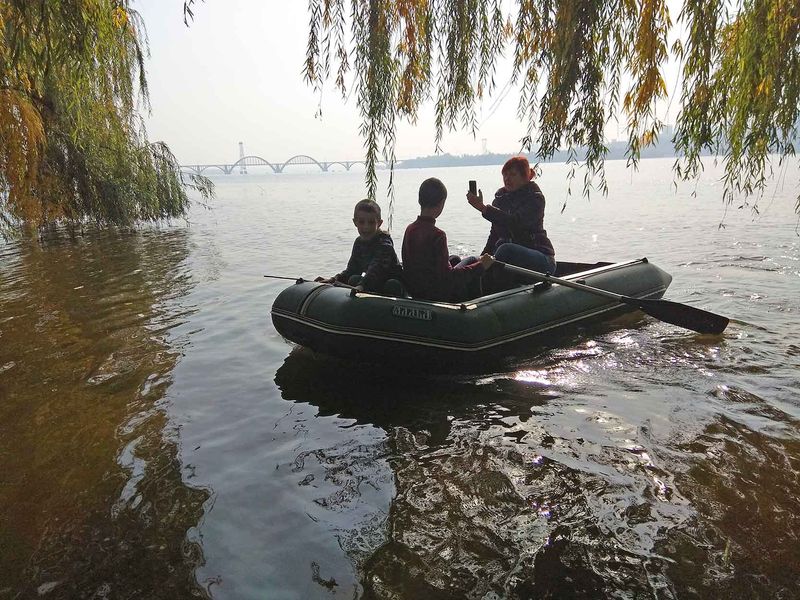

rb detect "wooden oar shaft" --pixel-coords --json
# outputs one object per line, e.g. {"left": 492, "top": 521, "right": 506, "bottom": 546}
{"left": 496, "top": 260, "right": 729, "bottom": 334}
{"left": 263, "top": 275, "right": 305, "bottom": 281}
{"left": 502, "top": 263, "right": 625, "bottom": 302}
{"left": 263, "top": 274, "right": 358, "bottom": 291}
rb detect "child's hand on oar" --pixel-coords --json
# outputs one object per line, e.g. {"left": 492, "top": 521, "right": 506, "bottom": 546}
{"left": 479, "top": 254, "right": 495, "bottom": 270}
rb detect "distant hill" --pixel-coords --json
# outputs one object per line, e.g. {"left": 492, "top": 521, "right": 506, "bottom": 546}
{"left": 396, "top": 135, "right": 702, "bottom": 169}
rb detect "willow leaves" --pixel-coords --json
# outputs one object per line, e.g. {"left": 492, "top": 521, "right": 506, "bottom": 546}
{"left": 0, "top": 1, "right": 213, "bottom": 236}
{"left": 298, "top": 0, "right": 800, "bottom": 213}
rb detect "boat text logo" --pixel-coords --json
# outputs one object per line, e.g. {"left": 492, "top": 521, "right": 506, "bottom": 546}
{"left": 392, "top": 305, "right": 432, "bottom": 321}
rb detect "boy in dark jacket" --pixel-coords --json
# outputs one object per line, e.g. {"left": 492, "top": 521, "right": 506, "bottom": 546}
{"left": 316, "top": 199, "right": 402, "bottom": 293}
{"left": 402, "top": 178, "right": 494, "bottom": 302}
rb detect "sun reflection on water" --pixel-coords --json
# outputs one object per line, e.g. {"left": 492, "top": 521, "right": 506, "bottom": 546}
{"left": 513, "top": 369, "right": 553, "bottom": 385}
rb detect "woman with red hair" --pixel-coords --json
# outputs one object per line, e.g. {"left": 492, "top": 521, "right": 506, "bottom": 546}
{"left": 466, "top": 156, "right": 556, "bottom": 281}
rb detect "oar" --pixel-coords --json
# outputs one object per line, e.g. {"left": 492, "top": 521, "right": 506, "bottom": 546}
{"left": 263, "top": 275, "right": 306, "bottom": 282}
{"left": 497, "top": 261, "right": 729, "bottom": 335}
{"left": 263, "top": 274, "right": 359, "bottom": 291}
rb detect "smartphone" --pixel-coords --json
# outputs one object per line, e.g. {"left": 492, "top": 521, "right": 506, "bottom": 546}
{"left": 468, "top": 180, "right": 477, "bottom": 195}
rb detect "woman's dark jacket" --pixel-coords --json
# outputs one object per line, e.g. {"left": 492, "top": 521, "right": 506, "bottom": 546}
{"left": 481, "top": 181, "right": 555, "bottom": 257}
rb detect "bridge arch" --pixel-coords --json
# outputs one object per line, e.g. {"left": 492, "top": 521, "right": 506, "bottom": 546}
{"left": 327, "top": 161, "right": 366, "bottom": 171}
{"left": 188, "top": 165, "right": 228, "bottom": 175}
{"left": 282, "top": 155, "right": 325, "bottom": 170}
{"left": 231, "top": 155, "right": 278, "bottom": 171}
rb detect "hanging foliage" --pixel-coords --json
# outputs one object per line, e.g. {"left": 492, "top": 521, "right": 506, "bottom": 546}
{"left": 300, "top": 0, "right": 800, "bottom": 213}
{"left": 675, "top": 0, "right": 800, "bottom": 213}
{"left": 301, "top": 0, "right": 800, "bottom": 211}
{"left": 0, "top": 0, "right": 213, "bottom": 236}
{"left": 209, "top": 1, "right": 800, "bottom": 214}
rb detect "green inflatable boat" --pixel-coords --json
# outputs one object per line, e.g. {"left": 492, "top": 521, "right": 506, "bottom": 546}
{"left": 271, "top": 258, "right": 673, "bottom": 366}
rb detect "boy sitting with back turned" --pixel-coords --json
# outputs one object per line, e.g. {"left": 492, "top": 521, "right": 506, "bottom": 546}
{"left": 316, "top": 199, "right": 402, "bottom": 293}
{"left": 402, "top": 178, "right": 494, "bottom": 302}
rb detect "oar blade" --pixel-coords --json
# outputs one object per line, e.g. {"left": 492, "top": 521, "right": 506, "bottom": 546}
{"left": 632, "top": 298, "right": 729, "bottom": 335}
{"left": 498, "top": 260, "right": 731, "bottom": 335}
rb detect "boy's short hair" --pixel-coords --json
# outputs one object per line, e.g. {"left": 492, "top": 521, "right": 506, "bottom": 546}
{"left": 353, "top": 199, "right": 381, "bottom": 219}
{"left": 418, "top": 177, "right": 447, "bottom": 208}
{"left": 502, "top": 155, "right": 533, "bottom": 180}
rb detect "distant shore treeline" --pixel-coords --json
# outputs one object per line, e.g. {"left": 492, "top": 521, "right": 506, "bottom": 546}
{"left": 396, "top": 137, "right": 706, "bottom": 169}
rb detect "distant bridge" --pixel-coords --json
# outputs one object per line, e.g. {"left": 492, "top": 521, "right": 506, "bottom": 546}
{"left": 181, "top": 154, "right": 398, "bottom": 175}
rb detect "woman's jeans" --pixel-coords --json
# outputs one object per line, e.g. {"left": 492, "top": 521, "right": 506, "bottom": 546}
{"left": 494, "top": 243, "right": 556, "bottom": 274}
{"left": 481, "top": 243, "right": 557, "bottom": 292}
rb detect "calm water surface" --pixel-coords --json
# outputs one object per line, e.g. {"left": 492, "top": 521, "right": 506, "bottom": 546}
{"left": 1, "top": 158, "right": 799, "bottom": 599}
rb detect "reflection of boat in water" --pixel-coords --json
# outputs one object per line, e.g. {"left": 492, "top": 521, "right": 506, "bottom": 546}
{"left": 271, "top": 258, "right": 672, "bottom": 366}
{"left": 274, "top": 347, "right": 557, "bottom": 446}
{"left": 273, "top": 351, "right": 652, "bottom": 598}
{"left": 275, "top": 349, "right": 459, "bottom": 438}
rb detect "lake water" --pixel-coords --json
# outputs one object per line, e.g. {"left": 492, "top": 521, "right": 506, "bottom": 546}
{"left": 1, "top": 158, "right": 799, "bottom": 599}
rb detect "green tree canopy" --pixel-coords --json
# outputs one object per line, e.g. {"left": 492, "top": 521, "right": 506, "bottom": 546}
{"left": 0, "top": 0, "right": 212, "bottom": 236}
{"left": 189, "top": 0, "right": 800, "bottom": 213}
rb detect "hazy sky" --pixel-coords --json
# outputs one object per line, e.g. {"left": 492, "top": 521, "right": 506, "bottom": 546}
{"left": 137, "top": 0, "right": 678, "bottom": 165}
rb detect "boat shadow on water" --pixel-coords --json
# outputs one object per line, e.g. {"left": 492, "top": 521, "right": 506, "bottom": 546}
{"left": 271, "top": 314, "right": 800, "bottom": 598}
{"left": 274, "top": 348, "right": 546, "bottom": 445}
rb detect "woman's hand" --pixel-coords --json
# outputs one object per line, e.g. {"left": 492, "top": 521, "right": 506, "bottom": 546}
{"left": 466, "top": 189, "right": 485, "bottom": 212}
{"left": 479, "top": 253, "right": 495, "bottom": 270}
{"left": 314, "top": 276, "right": 335, "bottom": 284}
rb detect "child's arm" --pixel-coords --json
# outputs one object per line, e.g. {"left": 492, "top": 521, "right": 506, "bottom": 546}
{"left": 317, "top": 240, "right": 360, "bottom": 284}
{"left": 335, "top": 246, "right": 361, "bottom": 282}
{"left": 361, "top": 237, "right": 398, "bottom": 290}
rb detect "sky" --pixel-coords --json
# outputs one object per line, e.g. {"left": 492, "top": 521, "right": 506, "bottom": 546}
{"left": 136, "top": 0, "right": 679, "bottom": 166}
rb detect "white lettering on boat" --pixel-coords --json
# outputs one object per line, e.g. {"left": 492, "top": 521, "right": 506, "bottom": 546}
{"left": 391, "top": 305, "right": 432, "bottom": 321}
